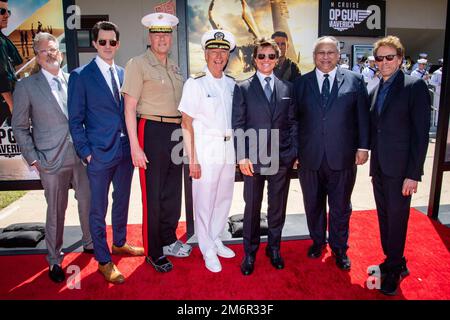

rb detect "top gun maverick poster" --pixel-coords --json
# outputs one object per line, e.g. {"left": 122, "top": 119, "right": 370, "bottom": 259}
{"left": 0, "top": 0, "right": 66, "bottom": 184}
{"left": 319, "top": 0, "right": 385, "bottom": 37}
{"left": 187, "top": 0, "right": 319, "bottom": 80}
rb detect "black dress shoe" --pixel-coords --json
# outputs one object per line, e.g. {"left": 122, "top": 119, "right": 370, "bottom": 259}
{"left": 83, "top": 247, "right": 95, "bottom": 254}
{"left": 240, "top": 255, "right": 255, "bottom": 276}
{"left": 307, "top": 243, "right": 326, "bottom": 258}
{"left": 146, "top": 256, "right": 173, "bottom": 273}
{"left": 370, "top": 257, "right": 410, "bottom": 278}
{"left": 265, "top": 248, "right": 284, "bottom": 270}
{"left": 333, "top": 251, "right": 351, "bottom": 271}
{"left": 48, "top": 265, "right": 65, "bottom": 283}
{"left": 380, "top": 269, "right": 402, "bottom": 296}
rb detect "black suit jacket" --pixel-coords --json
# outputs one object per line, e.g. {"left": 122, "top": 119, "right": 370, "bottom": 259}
{"left": 294, "top": 67, "right": 370, "bottom": 171}
{"left": 232, "top": 74, "right": 297, "bottom": 174}
{"left": 369, "top": 71, "right": 430, "bottom": 181}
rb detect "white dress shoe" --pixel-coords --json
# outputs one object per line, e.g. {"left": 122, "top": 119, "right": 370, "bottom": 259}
{"left": 204, "top": 252, "right": 222, "bottom": 273}
{"left": 215, "top": 239, "right": 235, "bottom": 258}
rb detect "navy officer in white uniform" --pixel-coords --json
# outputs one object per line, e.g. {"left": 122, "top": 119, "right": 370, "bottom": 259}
{"left": 179, "top": 29, "right": 237, "bottom": 273}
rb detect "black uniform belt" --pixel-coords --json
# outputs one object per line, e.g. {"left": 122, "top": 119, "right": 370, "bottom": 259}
{"left": 141, "top": 114, "right": 182, "bottom": 124}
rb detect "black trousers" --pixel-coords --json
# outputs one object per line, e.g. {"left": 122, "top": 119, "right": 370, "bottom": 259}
{"left": 371, "top": 155, "right": 411, "bottom": 268}
{"left": 298, "top": 155, "right": 356, "bottom": 252}
{"left": 243, "top": 166, "right": 289, "bottom": 256}
{"left": 138, "top": 119, "right": 182, "bottom": 260}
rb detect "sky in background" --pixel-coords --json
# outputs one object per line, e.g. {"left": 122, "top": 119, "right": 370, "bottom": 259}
{"left": 4, "top": 0, "right": 49, "bottom": 35}
{"left": 187, "top": 0, "right": 318, "bottom": 77}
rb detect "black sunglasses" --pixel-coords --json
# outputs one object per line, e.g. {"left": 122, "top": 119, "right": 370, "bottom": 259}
{"left": 374, "top": 54, "right": 397, "bottom": 62}
{"left": 257, "top": 53, "right": 277, "bottom": 60}
{"left": 98, "top": 39, "right": 118, "bottom": 47}
{"left": 0, "top": 8, "right": 11, "bottom": 16}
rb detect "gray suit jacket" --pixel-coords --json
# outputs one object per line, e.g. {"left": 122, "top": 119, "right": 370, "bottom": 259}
{"left": 12, "top": 70, "right": 72, "bottom": 174}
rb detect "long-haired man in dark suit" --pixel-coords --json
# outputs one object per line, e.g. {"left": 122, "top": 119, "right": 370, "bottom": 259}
{"left": 368, "top": 36, "right": 430, "bottom": 296}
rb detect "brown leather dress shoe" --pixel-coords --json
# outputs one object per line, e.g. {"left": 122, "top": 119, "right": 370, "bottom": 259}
{"left": 112, "top": 243, "right": 144, "bottom": 256}
{"left": 98, "top": 262, "right": 125, "bottom": 284}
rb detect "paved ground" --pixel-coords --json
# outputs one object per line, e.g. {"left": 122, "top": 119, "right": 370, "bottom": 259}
{"left": 1, "top": 139, "right": 449, "bottom": 228}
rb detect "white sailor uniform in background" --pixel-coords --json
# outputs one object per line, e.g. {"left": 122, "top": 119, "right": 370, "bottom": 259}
{"left": 412, "top": 53, "right": 428, "bottom": 71}
{"left": 178, "top": 68, "right": 236, "bottom": 264}
{"left": 430, "top": 65, "right": 443, "bottom": 125}
{"left": 410, "top": 68, "right": 429, "bottom": 78}
{"left": 362, "top": 67, "right": 379, "bottom": 94}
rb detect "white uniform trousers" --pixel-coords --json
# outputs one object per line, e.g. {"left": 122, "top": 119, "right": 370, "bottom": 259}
{"left": 192, "top": 161, "right": 235, "bottom": 257}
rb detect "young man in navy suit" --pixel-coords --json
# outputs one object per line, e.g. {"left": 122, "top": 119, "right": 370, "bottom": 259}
{"left": 294, "top": 36, "right": 370, "bottom": 271}
{"left": 68, "top": 21, "right": 143, "bottom": 284}
{"left": 233, "top": 38, "right": 297, "bottom": 276}
{"left": 368, "top": 36, "right": 430, "bottom": 296}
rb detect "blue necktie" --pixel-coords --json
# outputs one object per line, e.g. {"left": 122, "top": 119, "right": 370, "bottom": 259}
{"left": 109, "top": 67, "right": 121, "bottom": 105}
{"left": 321, "top": 74, "right": 330, "bottom": 108}
{"left": 264, "top": 76, "right": 272, "bottom": 102}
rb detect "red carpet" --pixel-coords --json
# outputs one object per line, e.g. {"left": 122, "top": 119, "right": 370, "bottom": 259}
{"left": 0, "top": 209, "right": 449, "bottom": 300}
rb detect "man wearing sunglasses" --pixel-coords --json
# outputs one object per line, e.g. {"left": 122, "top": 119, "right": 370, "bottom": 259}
{"left": 294, "top": 36, "right": 370, "bottom": 272}
{"left": 368, "top": 36, "right": 430, "bottom": 296}
{"left": 68, "top": 21, "right": 143, "bottom": 284}
{"left": 0, "top": 0, "right": 22, "bottom": 126}
{"left": 179, "top": 29, "right": 237, "bottom": 273}
{"left": 12, "top": 32, "right": 93, "bottom": 283}
{"left": 271, "top": 30, "right": 301, "bottom": 238}
{"left": 122, "top": 12, "right": 190, "bottom": 273}
{"left": 233, "top": 38, "right": 297, "bottom": 276}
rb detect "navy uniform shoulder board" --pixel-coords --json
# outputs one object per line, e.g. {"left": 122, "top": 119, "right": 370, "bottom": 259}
{"left": 192, "top": 72, "right": 206, "bottom": 79}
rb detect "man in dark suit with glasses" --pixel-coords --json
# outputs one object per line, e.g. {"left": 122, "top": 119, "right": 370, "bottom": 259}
{"left": 368, "top": 36, "right": 430, "bottom": 296}
{"left": 233, "top": 38, "right": 297, "bottom": 276}
{"left": 294, "top": 36, "right": 370, "bottom": 271}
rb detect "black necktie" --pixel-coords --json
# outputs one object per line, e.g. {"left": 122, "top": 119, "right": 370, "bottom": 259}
{"left": 109, "top": 67, "right": 120, "bottom": 104}
{"left": 321, "top": 74, "right": 330, "bottom": 108}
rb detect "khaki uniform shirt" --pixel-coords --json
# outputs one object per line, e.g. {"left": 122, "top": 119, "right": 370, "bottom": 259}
{"left": 121, "top": 49, "right": 184, "bottom": 117}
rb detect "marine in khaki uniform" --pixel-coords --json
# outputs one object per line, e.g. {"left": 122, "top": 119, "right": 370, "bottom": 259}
{"left": 122, "top": 12, "right": 191, "bottom": 273}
